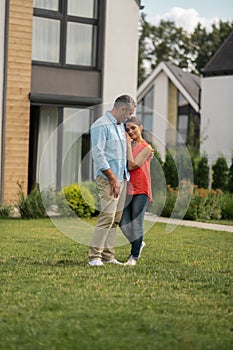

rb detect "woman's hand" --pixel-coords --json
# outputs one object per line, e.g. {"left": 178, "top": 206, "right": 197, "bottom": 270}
{"left": 148, "top": 145, "right": 154, "bottom": 159}
{"left": 125, "top": 131, "right": 132, "bottom": 142}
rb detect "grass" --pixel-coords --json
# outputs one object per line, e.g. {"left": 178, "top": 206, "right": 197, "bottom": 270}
{"left": 0, "top": 218, "right": 232, "bottom": 350}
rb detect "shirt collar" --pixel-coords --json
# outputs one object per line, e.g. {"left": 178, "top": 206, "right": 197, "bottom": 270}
{"left": 106, "top": 111, "right": 121, "bottom": 125}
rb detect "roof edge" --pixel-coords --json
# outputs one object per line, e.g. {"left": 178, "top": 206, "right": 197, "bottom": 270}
{"left": 137, "top": 62, "right": 200, "bottom": 112}
{"left": 203, "top": 31, "right": 233, "bottom": 73}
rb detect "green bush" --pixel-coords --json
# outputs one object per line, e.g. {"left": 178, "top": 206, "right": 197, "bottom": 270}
{"left": 195, "top": 154, "right": 209, "bottom": 189}
{"left": 221, "top": 193, "right": 233, "bottom": 220}
{"left": 228, "top": 158, "right": 233, "bottom": 193}
{"left": 59, "top": 183, "right": 95, "bottom": 218}
{"left": 161, "top": 186, "right": 177, "bottom": 218}
{"left": 163, "top": 151, "right": 178, "bottom": 188}
{"left": 18, "top": 184, "right": 47, "bottom": 219}
{"left": 212, "top": 156, "right": 229, "bottom": 192}
{"left": 160, "top": 185, "right": 223, "bottom": 221}
{"left": 80, "top": 181, "right": 101, "bottom": 213}
{"left": 0, "top": 205, "right": 12, "bottom": 218}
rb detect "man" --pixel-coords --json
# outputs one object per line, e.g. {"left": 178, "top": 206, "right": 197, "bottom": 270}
{"left": 88, "top": 95, "right": 136, "bottom": 266}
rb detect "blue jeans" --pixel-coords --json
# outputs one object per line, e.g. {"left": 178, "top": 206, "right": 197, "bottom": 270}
{"left": 119, "top": 194, "right": 149, "bottom": 259}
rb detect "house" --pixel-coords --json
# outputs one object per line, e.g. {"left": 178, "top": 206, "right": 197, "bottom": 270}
{"left": 0, "top": 0, "right": 142, "bottom": 204}
{"left": 200, "top": 31, "right": 233, "bottom": 167}
{"left": 137, "top": 61, "right": 201, "bottom": 160}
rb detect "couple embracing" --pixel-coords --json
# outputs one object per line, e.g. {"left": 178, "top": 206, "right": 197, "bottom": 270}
{"left": 88, "top": 95, "right": 153, "bottom": 267}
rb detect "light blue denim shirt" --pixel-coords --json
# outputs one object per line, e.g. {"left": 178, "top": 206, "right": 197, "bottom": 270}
{"left": 91, "top": 111, "right": 130, "bottom": 183}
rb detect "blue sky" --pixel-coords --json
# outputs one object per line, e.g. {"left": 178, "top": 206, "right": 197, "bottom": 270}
{"left": 141, "top": 0, "right": 233, "bottom": 31}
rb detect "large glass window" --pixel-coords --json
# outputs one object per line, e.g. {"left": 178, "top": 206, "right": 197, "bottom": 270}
{"left": 177, "top": 92, "right": 200, "bottom": 150}
{"left": 34, "top": 0, "right": 59, "bottom": 11}
{"left": 35, "top": 106, "right": 92, "bottom": 191}
{"left": 62, "top": 108, "right": 91, "bottom": 186}
{"left": 67, "top": 0, "right": 98, "bottom": 18}
{"left": 32, "top": 17, "right": 60, "bottom": 62}
{"left": 36, "top": 107, "right": 58, "bottom": 189}
{"left": 177, "top": 114, "right": 188, "bottom": 143}
{"left": 32, "top": 0, "right": 99, "bottom": 67}
{"left": 137, "top": 87, "right": 154, "bottom": 141}
{"left": 66, "top": 22, "right": 97, "bottom": 66}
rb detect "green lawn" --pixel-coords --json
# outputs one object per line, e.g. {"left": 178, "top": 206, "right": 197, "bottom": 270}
{"left": 0, "top": 219, "right": 232, "bottom": 350}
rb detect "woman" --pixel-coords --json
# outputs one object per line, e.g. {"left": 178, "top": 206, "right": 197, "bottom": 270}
{"left": 119, "top": 117, "right": 153, "bottom": 266}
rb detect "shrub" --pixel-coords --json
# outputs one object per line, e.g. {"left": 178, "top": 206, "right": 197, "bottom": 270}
{"left": 212, "top": 156, "right": 229, "bottom": 192}
{"left": 161, "top": 185, "right": 177, "bottom": 218}
{"left": 195, "top": 155, "right": 209, "bottom": 189}
{"left": 163, "top": 151, "right": 178, "bottom": 188}
{"left": 161, "top": 184, "right": 223, "bottom": 221}
{"left": 0, "top": 205, "right": 12, "bottom": 218}
{"left": 227, "top": 158, "right": 233, "bottom": 193}
{"left": 221, "top": 193, "right": 233, "bottom": 220}
{"left": 80, "top": 181, "right": 101, "bottom": 214}
{"left": 59, "top": 183, "right": 95, "bottom": 218}
{"left": 18, "top": 184, "right": 47, "bottom": 219}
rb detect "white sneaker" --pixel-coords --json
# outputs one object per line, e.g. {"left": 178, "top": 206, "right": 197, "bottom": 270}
{"left": 103, "top": 259, "right": 123, "bottom": 265}
{"left": 88, "top": 259, "right": 104, "bottom": 267}
{"left": 138, "top": 241, "right": 146, "bottom": 259}
{"left": 124, "top": 256, "right": 137, "bottom": 266}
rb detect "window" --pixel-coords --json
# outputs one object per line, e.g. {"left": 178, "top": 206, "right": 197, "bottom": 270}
{"left": 66, "top": 22, "right": 97, "bottom": 66}
{"left": 34, "top": 0, "right": 59, "bottom": 11}
{"left": 32, "top": 0, "right": 99, "bottom": 67}
{"left": 67, "top": 0, "right": 98, "bottom": 18}
{"left": 177, "top": 114, "right": 188, "bottom": 143}
{"left": 177, "top": 92, "right": 200, "bottom": 150}
{"left": 34, "top": 106, "right": 92, "bottom": 191}
{"left": 32, "top": 17, "right": 60, "bottom": 62}
{"left": 137, "top": 87, "right": 154, "bottom": 142}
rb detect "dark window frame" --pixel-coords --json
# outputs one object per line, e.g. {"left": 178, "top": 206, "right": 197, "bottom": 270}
{"left": 32, "top": 0, "right": 100, "bottom": 70}
{"left": 28, "top": 103, "right": 95, "bottom": 192}
{"left": 177, "top": 92, "right": 200, "bottom": 150}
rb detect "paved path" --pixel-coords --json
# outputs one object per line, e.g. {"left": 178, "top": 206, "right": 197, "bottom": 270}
{"left": 145, "top": 213, "right": 233, "bottom": 233}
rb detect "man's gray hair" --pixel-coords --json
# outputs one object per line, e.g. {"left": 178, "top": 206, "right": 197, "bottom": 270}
{"left": 114, "top": 95, "right": 136, "bottom": 109}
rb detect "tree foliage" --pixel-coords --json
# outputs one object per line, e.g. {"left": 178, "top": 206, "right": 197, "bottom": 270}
{"left": 212, "top": 156, "right": 229, "bottom": 192}
{"left": 138, "top": 15, "right": 233, "bottom": 86}
{"left": 195, "top": 155, "right": 209, "bottom": 189}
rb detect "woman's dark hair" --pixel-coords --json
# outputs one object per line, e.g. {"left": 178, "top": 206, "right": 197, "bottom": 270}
{"left": 124, "top": 116, "right": 142, "bottom": 126}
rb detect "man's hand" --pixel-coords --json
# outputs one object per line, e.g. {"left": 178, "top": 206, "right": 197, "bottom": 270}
{"left": 102, "top": 169, "right": 120, "bottom": 198}
{"left": 110, "top": 178, "right": 120, "bottom": 198}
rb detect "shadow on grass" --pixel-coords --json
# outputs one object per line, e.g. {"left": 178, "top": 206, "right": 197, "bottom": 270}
{"left": 0, "top": 256, "right": 88, "bottom": 267}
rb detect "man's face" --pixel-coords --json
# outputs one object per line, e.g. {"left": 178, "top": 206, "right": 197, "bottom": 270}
{"left": 118, "top": 105, "right": 135, "bottom": 122}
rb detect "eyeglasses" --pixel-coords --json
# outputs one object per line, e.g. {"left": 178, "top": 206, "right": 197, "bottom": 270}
{"left": 125, "top": 125, "right": 138, "bottom": 132}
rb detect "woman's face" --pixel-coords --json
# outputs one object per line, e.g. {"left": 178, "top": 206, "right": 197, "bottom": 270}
{"left": 125, "top": 122, "right": 142, "bottom": 141}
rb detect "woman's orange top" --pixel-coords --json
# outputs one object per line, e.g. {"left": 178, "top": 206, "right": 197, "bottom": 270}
{"left": 127, "top": 139, "right": 152, "bottom": 202}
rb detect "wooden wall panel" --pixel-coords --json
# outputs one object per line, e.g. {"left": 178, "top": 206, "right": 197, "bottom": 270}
{"left": 4, "top": 0, "right": 33, "bottom": 204}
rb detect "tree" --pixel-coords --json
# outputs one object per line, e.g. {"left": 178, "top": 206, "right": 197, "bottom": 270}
{"left": 190, "top": 21, "right": 233, "bottom": 74}
{"left": 163, "top": 151, "right": 178, "bottom": 188}
{"left": 228, "top": 158, "right": 233, "bottom": 193}
{"left": 147, "top": 19, "right": 190, "bottom": 71}
{"left": 195, "top": 155, "right": 209, "bottom": 188}
{"left": 138, "top": 13, "right": 152, "bottom": 86}
{"left": 212, "top": 156, "right": 229, "bottom": 192}
{"left": 137, "top": 15, "right": 233, "bottom": 85}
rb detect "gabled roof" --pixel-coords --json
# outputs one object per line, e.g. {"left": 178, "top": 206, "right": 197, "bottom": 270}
{"left": 137, "top": 62, "right": 201, "bottom": 112}
{"left": 203, "top": 31, "right": 233, "bottom": 77}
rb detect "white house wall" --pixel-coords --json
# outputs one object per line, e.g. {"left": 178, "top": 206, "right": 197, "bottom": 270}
{"left": 152, "top": 71, "right": 168, "bottom": 161}
{"left": 0, "top": 0, "right": 6, "bottom": 187}
{"left": 102, "top": 0, "right": 139, "bottom": 108}
{"left": 201, "top": 75, "right": 233, "bottom": 166}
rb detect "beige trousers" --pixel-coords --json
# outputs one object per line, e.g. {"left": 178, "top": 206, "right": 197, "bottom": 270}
{"left": 88, "top": 176, "right": 127, "bottom": 261}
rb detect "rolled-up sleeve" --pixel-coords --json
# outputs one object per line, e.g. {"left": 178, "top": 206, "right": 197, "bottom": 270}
{"left": 91, "top": 124, "right": 110, "bottom": 174}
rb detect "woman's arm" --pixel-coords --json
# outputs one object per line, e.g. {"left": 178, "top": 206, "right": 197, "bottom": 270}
{"left": 127, "top": 140, "right": 152, "bottom": 170}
